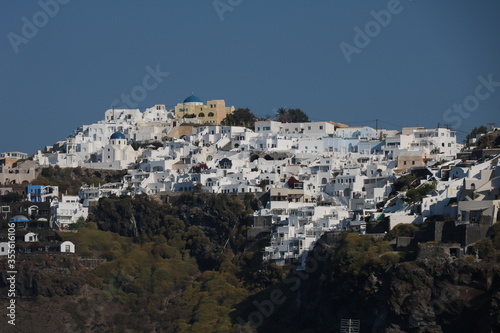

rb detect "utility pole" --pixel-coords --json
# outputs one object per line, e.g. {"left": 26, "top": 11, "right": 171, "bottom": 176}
{"left": 341, "top": 319, "right": 360, "bottom": 333}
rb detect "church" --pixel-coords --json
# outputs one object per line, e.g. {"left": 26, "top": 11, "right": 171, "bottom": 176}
{"left": 174, "top": 94, "right": 234, "bottom": 125}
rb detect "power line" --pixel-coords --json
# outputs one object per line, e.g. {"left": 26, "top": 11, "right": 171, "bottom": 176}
{"left": 111, "top": 104, "right": 178, "bottom": 109}
{"left": 340, "top": 120, "right": 377, "bottom": 124}
{"left": 378, "top": 119, "right": 406, "bottom": 129}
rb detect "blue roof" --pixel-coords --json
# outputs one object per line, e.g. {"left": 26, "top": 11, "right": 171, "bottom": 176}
{"left": 110, "top": 132, "right": 126, "bottom": 140}
{"left": 183, "top": 94, "right": 202, "bottom": 104}
{"left": 10, "top": 215, "right": 29, "bottom": 222}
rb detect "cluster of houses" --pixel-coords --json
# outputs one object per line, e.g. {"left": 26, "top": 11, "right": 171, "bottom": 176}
{"left": 1, "top": 95, "right": 498, "bottom": 264}
{"left": 0, "top": 199, "right": 77, "bottom": 256}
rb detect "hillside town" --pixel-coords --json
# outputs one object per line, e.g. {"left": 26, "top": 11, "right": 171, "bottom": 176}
{"left": 1, "top": 95, "right": 499, "bottom": 267}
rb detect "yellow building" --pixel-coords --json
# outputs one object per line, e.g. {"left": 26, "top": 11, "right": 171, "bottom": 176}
{"left": 395, "top": 150, "right": 431, "bottom": 174}
{"left": 174, "top": 94, "right": 234, "bottom": 125}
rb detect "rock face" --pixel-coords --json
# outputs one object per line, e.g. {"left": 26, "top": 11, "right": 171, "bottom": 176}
{"left": 264, "top": 233, "right": 500, "bottom": 333}
{"left": 89, "top": 193, "right": 255, "bottom": 270}
{"left": 0, "top": 255, "right": 84, "bottom": 298}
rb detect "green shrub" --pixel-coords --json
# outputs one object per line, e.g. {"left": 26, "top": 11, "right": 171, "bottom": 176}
{"left": 384, "top": 223, "right": 419, "bottom": 241}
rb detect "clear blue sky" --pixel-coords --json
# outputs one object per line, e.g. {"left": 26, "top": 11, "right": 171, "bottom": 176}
{"left": 1, "top": 0, "right": 499, "bottom": 155}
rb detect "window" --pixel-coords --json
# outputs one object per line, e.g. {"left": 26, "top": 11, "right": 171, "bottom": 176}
{"left": 198, "top": 113, "right": 205, "bottom": 117}
{"left": 65, "top": 245, "right": 71, "bottom": 252}
{"left": 208, "top": 112, "right": 214, "bottom": 117}
{"left": 319, "top": 126, "right": 324, "bottom": 130}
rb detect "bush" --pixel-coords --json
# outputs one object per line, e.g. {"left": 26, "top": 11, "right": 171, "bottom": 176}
{"left": 333, "top": 233, "right": 396, "bottom": 276}
{"left": 403, "top": 183, "right": 436, "bottom": 204}
{"left": 384, "top": 223, "right": 419, "bottom": 241}
{"left": 471, "top": 238, "right": 496, "bottom": 261}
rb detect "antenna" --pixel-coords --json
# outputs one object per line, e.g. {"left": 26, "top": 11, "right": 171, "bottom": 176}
{"left": 341, "top": 319, "right": 360, "bottom": 333}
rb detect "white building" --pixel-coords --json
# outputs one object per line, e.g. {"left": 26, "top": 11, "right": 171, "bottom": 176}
{"left": 384, "top": 127, "right": 462, "bottom": 161}
{"left": 60, "top": 241, "right": 76, "bottom": 253}
{"left": 24, "top": 232, "right": 38, "bottom": 242}
{"left": 0, "top": 242, "right": 9, "bottom": 256}
{"left": 254, "top": 120, "right": 338, "bottom": 136}
{"left": 51, "top": 195, "right": 88, "bottom": 230}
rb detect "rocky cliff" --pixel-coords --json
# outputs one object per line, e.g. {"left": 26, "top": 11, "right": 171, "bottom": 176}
{"left": 256, "top": 232, "right": 500, "bottom": 333}
{"left": 2, "top": 194, "right": 500, "bottom": 333}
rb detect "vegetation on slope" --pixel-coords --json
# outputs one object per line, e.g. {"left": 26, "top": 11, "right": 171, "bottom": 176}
{"left": 32, "top": 166, "right": 127, "bottom": 195}
{"left": 53, "top": 193, "right": 278, "bottom": 332}
{"left": 3, "top": 189, "right": 500, "bottom": 332}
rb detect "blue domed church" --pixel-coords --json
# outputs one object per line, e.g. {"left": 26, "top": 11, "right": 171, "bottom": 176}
{"left": 99, "top": 131, "right": 138, "bottom": 169}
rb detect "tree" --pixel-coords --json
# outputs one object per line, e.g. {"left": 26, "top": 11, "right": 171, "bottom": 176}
{"left": 465, "top": 125, "right": 488, "bottom": 146}
{"left": 384, "top": 223, "right": 419, "bottom": 241}
{"left": 477, "top": 131, "right": 500, "bottom": 149}
{"left": 221, "top": 108, "right": 257, "bottom": 128}
{"left": 471, "top": 238, "right": 496, "bottom": 261}
{"left": 194, "top": 182, "right": 203, "bottom": 193}
{"left": 403, "top": 183, "right": 436, "bottom": 204}
{"left": 273, "top": 107, "right": 310, "bottom": 123}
